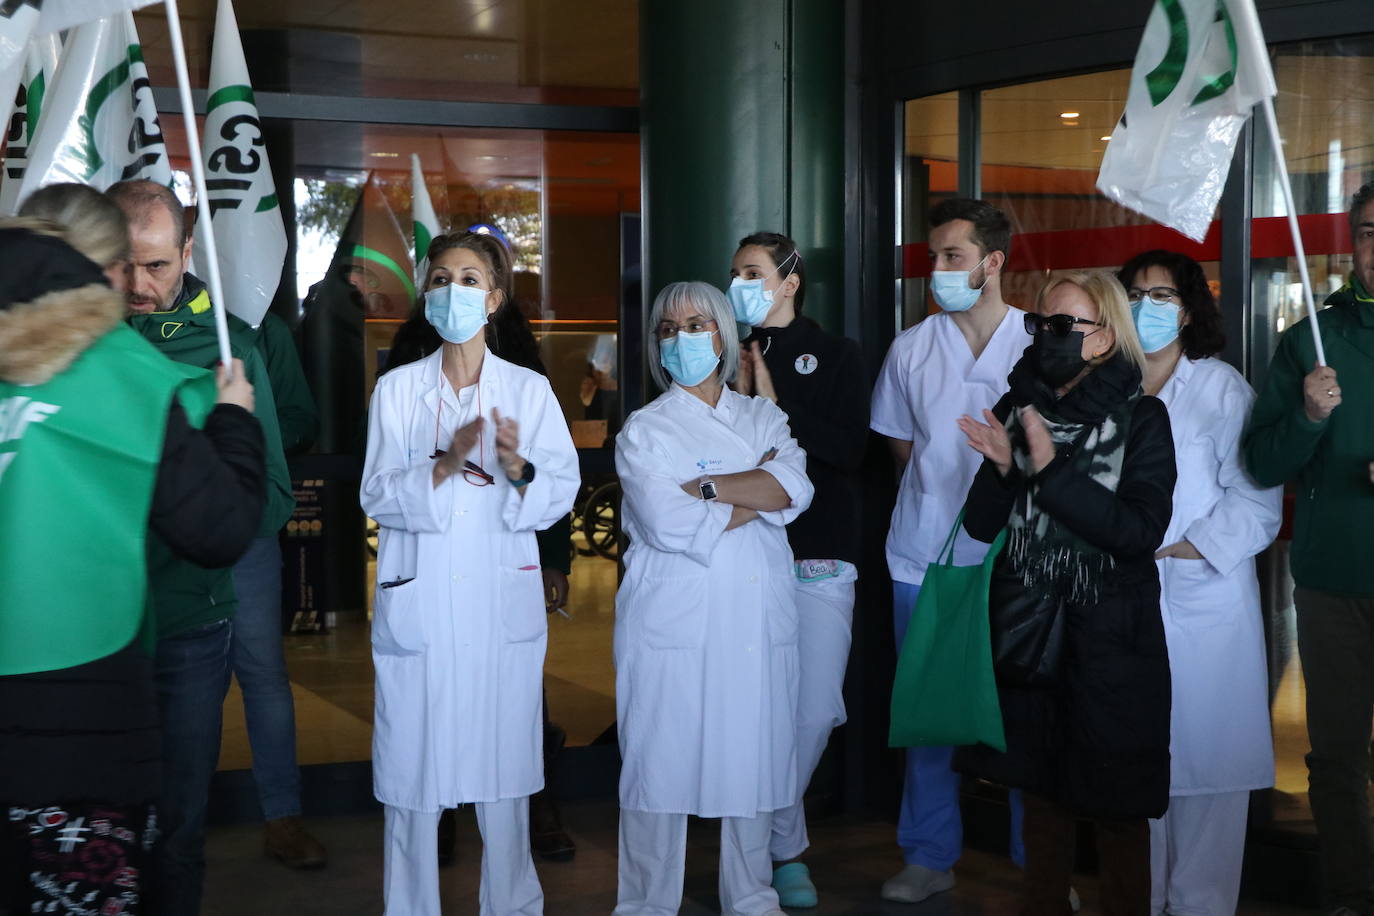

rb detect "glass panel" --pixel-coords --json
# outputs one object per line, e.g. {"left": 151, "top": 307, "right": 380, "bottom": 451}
{"left": 977, "top": 70, "right": 1200, "bottom": 312}
{"left": 900, "top": 91, "right": 958, "bottom": 328}
{"left": 134, "top": 0, "right": 638, "bottom": 105}
{"left": 1249, "top": 36, "right": 1373, "bottom": 386}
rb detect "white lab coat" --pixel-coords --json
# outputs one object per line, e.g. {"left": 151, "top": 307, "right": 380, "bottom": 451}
{"left": 1155, "top": 356, "right": 1281, "bottom": 795}
{"left": 870, "top": 307, "right": 1028, "bottom": 585}
{"left": 614, "top": 385, "right": 814, "bottom": 818}
{"left": 361, "top": 349, "right": 579, "bottom": 812}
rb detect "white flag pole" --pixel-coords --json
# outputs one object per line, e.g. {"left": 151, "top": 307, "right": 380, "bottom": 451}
{"left": 163, "top": 0, "right": 234, "bottom": 373}
{"left": 1259, "top": 94, "right": 1327, "bottom": 366}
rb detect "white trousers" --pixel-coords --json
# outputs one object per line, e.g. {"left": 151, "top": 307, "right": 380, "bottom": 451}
{"left": 614, "top": 809, "right": 784, "bottom": 916}
{"left": 383, "top": 799, "right": 543, "bottom": 916}
{"left": 769, "top": 568, "right": 856, "bottom": 862}
{"left": 1149, "top": 790, "right": 1250, "bottom": 916}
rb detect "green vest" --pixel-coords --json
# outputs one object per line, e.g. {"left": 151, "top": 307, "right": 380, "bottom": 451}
{"left": 0, "top": 324, "right": 216, "bottom": 675}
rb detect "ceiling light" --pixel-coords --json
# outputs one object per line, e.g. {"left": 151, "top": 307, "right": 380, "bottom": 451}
{"left": 1060, "top": 111, "right": 1080, "bottom": 119}
{"left": 1100, "top": 135, "right": 1112, "bottom": 141}
{"left": 369, "top": 151, "right": 399, "bottom": 158}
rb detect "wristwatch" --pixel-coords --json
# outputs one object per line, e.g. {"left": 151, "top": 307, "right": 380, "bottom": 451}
{"left": 511, "top": 460, "right": 536, "bottom": 488}
{"left": 698, "top": 477, "right": 718, "bottom": 501}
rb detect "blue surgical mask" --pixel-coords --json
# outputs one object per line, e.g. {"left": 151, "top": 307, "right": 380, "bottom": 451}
{"left": 726, "top": 250, "right": 800, "bottom": 326}
{"left": 659, "top": 329, "right": 720, "bottom": 386}
{"left": 424, "top": 283, "right": 489, "bottom": 344}
{"left": 930, "top": 255, "right": 989, "bottom": 313}
{"left": 1131, "top": 299, "right": 1182, "bottom": 354}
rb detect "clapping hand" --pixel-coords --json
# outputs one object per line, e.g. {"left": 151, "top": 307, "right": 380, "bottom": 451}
{"left": 748, "top": 342, "right": 777, "bottom": 402}
{"left": 492, "top": 407, "right": 523, "bottom": 480}
{"left": 957, "top": 409, "right": 1013, "bottom": 477}
{"left": 1020, "top": 406, "right": 1056, "bottom": 475}
{"left": 432, "top": 417, "right": 485, "bottom": 485}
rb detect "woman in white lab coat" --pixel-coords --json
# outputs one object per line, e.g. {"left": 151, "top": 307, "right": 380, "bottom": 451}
{"left": 613, "top": 281, "right": 814, "bottom": 916}
{"left": 1120, "top": 250, "right": 1282, "bottom": 916}
{"left": 361, "top": 231, "right": 579, "bottom": 916}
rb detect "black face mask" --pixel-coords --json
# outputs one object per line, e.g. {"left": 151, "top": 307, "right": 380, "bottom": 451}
{"left": 1033, "top": 331, "right": 1088, "bottom": 388}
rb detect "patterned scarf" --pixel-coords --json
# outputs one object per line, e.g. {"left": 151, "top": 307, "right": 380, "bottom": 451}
{"left": 1002, "top": 348, "right": 1142, "bottom": 604}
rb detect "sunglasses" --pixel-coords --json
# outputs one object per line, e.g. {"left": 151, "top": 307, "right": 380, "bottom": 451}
{"left": 1024, "top": 313, "right": 1104, "bottom": 338}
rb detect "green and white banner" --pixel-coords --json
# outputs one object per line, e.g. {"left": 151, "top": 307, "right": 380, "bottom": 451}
{"left": 16, "top": 11, "right": 171, "bottom": 200}
{"left": 1097, "top": 0, "right": 1276, "bottom": 241}
{"left": 190, "top": 0, "right": 285, "bottom": 327}
{"left": 411, "top": 152, "right": 440, "bottom": 289}
{"left": 0, "top": 31, "right": 60, "bottom": 213}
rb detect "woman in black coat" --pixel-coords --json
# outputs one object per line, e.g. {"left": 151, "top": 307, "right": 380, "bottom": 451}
{"left": 955, "top": 270, "right": 1176, "bottom": 916}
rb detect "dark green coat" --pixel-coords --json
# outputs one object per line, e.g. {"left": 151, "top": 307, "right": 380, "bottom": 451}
{"left": 1243, "top": 275, "right": 1374, "bottom": 597}
{"left": 129, "top": 274, "right": 295, "bottom": 636}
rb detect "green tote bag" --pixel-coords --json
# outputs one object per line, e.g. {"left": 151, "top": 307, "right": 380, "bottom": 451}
{"left": 888, "top": 512, "right": 1007, "bottom": 752}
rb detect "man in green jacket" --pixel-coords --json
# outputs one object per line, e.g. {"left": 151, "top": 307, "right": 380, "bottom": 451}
{"left": 107, "top": 179, "right": 312, "bottom": 914}
{"left": 1243, "top": 181, "right": 1374, "bottom": 916}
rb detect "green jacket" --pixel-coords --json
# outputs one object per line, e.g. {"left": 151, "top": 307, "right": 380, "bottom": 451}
{"left": 254, "top": 311, "right": 319, "bottom": 456}
{"left": 1243, "top": 274, "right": 1374, "bottom": 597}
{"left": 129, "top": 274, "right": 295, "bottom": 636}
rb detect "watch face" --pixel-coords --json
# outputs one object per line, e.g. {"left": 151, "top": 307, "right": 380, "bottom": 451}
{"left": 700, "top": 480, "right": 717, "bottom": 500}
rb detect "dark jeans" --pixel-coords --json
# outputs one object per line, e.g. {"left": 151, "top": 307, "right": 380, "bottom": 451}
{"left": 1021, "top": 792, "right": 1148, "bottom": 916}
{"left": 153, "top": 618, "right": 232, "bottom": 916}
{"left": 229, "top": 536, "right": 302, "bottom": 821}
{"left": 1295, "top": 586, "right": 1374, "bottom": 913}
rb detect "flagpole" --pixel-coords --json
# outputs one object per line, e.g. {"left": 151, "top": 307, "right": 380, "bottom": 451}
{"left": 162, "top": 0, "right": 234, "bottom": 374}
{"left": 1259, "top": 95, "right": 1327, "bottom": 366}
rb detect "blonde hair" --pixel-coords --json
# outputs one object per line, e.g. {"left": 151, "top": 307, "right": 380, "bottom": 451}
{"left": 1036, "top": 270, "right": 1144, "bottom": 369}
{"left": 18, "top": 183, "right": 131, "bottom": 268}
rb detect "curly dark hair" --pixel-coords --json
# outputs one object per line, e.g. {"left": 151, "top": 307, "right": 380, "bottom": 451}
{"left": 383, "top": 231, "right": 543, "bottom": 376}
{"left": 1116, "top": 249, "right": 1225, "bottom": 360}
{"left": 736, "top": 231, "right": 805, "bottom": 314}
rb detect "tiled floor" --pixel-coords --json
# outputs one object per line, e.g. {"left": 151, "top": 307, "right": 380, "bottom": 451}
{"left": 202, "top": 799, "right": 1312, "bottom": 915}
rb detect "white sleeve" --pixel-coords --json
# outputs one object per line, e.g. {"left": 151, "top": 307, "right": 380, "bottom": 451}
{"left": 754, "top": 400, "right": 815, "bottom": 527}
{"left": 1184, "top": 377, "right": 1284, "bottom": 576}
{"left": 615, "top": 418, "right": 733, "bottom": 567}
{"left": 501, "top": 377, "right": 581, "bottom": 532}
{"left": 870, "top": 332, "right": 914, "bottom": 440}
{"left": 359, "top": 381, "right": 451, "bottom": 534}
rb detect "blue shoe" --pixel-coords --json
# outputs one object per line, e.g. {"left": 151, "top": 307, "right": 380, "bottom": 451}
{"left": 773, "top": 862, "right": 819, "bottom": 909}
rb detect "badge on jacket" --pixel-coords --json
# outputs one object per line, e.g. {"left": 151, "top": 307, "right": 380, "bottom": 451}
{"left": 794, "top": 354, "right": 818, "bottom": 375}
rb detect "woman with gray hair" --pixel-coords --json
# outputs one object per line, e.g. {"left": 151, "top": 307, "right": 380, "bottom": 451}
{"left": 612, "top": 281, "right": 814, "bottom": 916}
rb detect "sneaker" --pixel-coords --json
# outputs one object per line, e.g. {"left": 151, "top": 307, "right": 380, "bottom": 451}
{"left": 1069, "top": 886, "right": 1081, "bottom": 912}
{"left": 880, "top": 863, "right": 955, "bottom": 904}
{"left": 263, "top": 816, "right": 327, "bottom": 869}
{"left": 772, "top": 862, "right": 818, "bottom": 908}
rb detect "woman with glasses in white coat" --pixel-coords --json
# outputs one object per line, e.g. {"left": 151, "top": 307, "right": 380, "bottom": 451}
{"left": 613, "top": 281, "right": 814, "bottom": 916}
{"left": 361, "top": 231, "right": 580, "bottom": 916}
{"left": 1119, "top": 250, "right": 1282, "bottom": 916}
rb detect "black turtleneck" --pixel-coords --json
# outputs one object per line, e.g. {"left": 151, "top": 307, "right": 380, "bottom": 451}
{"left": 743, "top": 316, "right": 868, "bottom": 563}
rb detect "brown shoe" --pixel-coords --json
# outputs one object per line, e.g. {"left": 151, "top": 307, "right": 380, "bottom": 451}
{"left": 264, "top": 816, "right": 328, "bottom": 869}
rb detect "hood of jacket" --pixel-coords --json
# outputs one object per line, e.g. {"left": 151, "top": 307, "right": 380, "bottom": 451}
{"left": 0, "top": 281, "right": 126, "bottom": 386}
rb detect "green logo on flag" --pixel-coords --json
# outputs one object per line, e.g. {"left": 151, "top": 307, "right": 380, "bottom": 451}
{"left": 1145, "top": 0, "right": 1239, "bottom": 108}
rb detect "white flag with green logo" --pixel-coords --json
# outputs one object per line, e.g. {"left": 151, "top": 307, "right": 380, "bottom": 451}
{"left": 0, "top": 31, "right": 60, "bottom": 213}
{"left": 1097, "top": 0, "right": 1276, "bottom": 241}
{"left": 411, "top": 152, "right": 440, "bottom": 289}
{"left": 16, "top": 11, "right": 171, "bottom": 201}
{"left": 190, "top": 0, "right": 285, "bottom": 327}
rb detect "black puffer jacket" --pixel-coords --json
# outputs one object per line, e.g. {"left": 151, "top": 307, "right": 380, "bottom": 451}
{"left": 956, "top": 351, "right": 1176, "bottom": 819}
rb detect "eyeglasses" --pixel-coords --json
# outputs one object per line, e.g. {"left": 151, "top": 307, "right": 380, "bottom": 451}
{"left": 1126, "top": 286, "right": 1181, "bottom": 307}
{"left": 430, "top": 387, "right": 494, "bottom": 487}
{"left": 655, "top": 318, "right": 718, "bottom": 341}
{"left": 1024, "top": 313, "right": 1104, "bottom": 338}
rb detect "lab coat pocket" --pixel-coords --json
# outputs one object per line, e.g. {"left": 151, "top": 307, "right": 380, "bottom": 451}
{"left": 1163, "top": 557, "right": 1227, "bottom": 630}
{"left": 638, "top": 574, "right": 709, "bottom": 650}
{"left": 768, "top": 571, "right": 800, "bottom": 647}
{"left": 499, "top": 567, "right": 548, "bottom": 643}
{"left": 372, "top": 579, "right": 426, "bottom": 655}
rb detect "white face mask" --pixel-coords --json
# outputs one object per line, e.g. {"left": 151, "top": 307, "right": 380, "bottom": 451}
{"left": 930, "top": 255, "right": 989, "bottom": 313}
